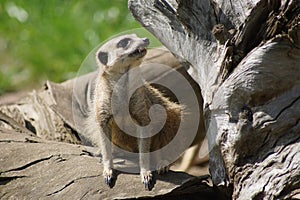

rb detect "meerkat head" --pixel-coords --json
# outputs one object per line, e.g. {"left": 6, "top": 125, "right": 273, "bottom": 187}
{"left": 96, "top": 34, "right": 149, "bottom": 74}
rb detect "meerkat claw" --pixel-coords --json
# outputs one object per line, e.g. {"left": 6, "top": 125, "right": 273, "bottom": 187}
{"left": 157, "top": 166, "right": 169, "bottom": 175}
{"left": 103, "top": 168, "right": 115, "bottom": 188}
{"left": 143, "top": 176, "right": 153, "bottom": 190}
{"left": 104, "top": 175, "right": 114, "bottom": 188}
{"left": 156, "top": 160, "right": 170, "bottom": 174}
{"left": 141, "top": 171, "right": 154, "bottom": 190}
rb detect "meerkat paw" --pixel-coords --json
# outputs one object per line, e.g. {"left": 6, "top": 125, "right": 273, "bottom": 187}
{"left": 156, "top": 160, "right": 170, "bottom": 174}
{"left": 103, "top": 167, "right": 115, "bottom": 188}
{"left": 140, "top": 170, "right": 154, "bottom": 190}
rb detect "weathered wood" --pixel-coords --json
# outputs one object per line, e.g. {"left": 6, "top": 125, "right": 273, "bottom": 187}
{"left": 0, "top": 130, "right": 223, "bottom": 200}
{"left": 129, "top": 0, "right": 300, "bottom": 199}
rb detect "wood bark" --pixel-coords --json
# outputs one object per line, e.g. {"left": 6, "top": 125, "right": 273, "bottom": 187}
{"left": 129, "top": 0, "right": 300, "bottom": 199}
{"left": 0, "top": 130, "right": 223, "bottom": 200}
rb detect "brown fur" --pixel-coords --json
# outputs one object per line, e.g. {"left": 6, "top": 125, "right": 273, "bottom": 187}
{"left": 84, "top": 34, "right": 184, "bottom": 189}
{"left": 100, "top": 81, "right": 182, "bottom": 153}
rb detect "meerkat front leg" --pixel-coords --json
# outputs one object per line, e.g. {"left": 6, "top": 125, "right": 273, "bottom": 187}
{"left": 138, "top": 129, "right": 154, "bottom": 190}
{"left": 98, "top": 121, "right": 114, "bottom": 187}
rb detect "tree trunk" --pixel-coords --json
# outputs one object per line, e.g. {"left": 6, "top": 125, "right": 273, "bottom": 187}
{"left": 129, "top": 0, "right": 300, "bottom": 199}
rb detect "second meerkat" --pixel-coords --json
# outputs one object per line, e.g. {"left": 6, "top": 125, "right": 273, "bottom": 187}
{"left": 84, "top": 34, "right": 183, "bottom": 190}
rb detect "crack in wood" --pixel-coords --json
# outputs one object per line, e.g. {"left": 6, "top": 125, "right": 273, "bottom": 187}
{"left": 0, "top": 111, "right": 33, "bottom": 136}
{"left": 46, "top": 175, "right": 101, "bottom": 197}
{"left": 273, "top": 95, "right": 300, "bottom": 122}
{"left": 0, "top": 156, "right": 53, "bottom": 174}
{"left": 0, "top": 140, "right": 29, "bottom": 143}
{"left": 0, "top": 176, "right": 27, "bottom": 185}
{"left": 154, "top": 0, "right": 176, "bottom": 15}
{"left": 46, "top": 180, "right": 75, "bottom": 196}
{"left": 256, "top": 95, "right": 300, "bottom": 129}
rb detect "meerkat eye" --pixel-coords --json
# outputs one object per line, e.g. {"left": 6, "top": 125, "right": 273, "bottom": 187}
{"left": 97, "top": 51, "right": 108, "bottom": 65}
{"left": 117, "top": 38, "right": 132, "bottom": 49}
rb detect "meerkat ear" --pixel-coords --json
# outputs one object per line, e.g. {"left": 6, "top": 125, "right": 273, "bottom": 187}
{"left": 97, "top": 51, "right": 108, "bottom": 65}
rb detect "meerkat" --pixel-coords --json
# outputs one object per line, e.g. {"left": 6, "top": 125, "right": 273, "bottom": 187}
{"left": 84, "top": 34, "right": 183, "bottom": 190}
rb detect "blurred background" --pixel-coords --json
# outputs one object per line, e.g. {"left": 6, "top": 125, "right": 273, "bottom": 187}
{"left": 0, "top": 0, "right": 141, "bottom": 95}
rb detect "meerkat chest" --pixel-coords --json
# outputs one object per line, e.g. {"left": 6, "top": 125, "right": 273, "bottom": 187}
{"left": 108, "top": 85, "right": 151, "bottom": 127}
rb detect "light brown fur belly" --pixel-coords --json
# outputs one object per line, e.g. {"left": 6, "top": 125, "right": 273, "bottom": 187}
{"left": 110, "top": 108, "right": 181, "bottom": 153}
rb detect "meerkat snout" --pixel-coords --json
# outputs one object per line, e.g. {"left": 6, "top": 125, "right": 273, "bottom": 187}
{"left": 142, "top": 38, "right": 149, "bottom": 45}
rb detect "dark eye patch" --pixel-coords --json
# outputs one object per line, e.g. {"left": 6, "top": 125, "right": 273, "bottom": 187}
{"left": 97, "top": 51, "right": 108, "bottom": 65}
{"left": 117, "top": 38, "right": 131, "bottom": 48}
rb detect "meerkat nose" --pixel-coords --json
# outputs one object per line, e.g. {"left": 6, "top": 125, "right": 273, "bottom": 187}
{"left": 142, "top": 38, "right": 150, "bottom": 46}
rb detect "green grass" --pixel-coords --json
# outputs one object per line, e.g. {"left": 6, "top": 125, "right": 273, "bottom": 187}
{"left": 0, "top": 0, "right": 142, "bottom": 94}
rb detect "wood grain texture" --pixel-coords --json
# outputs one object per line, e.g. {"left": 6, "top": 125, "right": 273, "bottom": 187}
{"left": 0, "top": 130, "right": 223, "bottom": 200}
{"left": 129, "top": 0, "right": 300, "bottom": 199}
